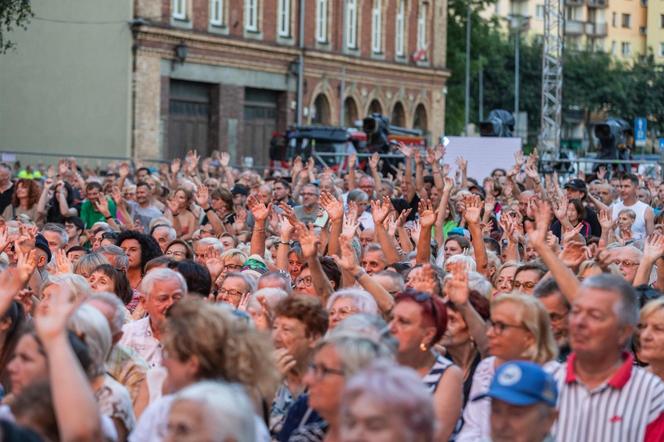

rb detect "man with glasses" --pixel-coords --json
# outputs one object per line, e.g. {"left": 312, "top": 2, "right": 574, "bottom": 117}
{"left": 63, "top": 216, "right": 84, "bottom": 249}
{"left": 294, "top": 184, "right": 321, "bottom": 225}
{"left": 512, "top": 262, "right": 547, "bottom": 295}
{"left": 534, "top": 277, "right": 571, "bottom": 362}
{"left": 215, "top": 272, "right": 254, "bottom": 308}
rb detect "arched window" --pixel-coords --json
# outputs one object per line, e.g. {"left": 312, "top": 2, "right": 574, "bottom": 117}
{"left": 391, "top": 102, "right": 406, "bottom": 127}
{"left": 344, "top": 97, "right": 359, "bottom": 127}
{"left": 413, "top": 103, "right": 428, "bottom": 131}
{"left": 368, "top": 99, "right": 383, "bottom": 115}
{"left": 312, "top": 94, "right": 331, "bottom": 125}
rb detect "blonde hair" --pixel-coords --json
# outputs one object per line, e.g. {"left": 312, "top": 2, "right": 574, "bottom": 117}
{"left": 641, "top": 297, "right": 664, "bottom": 322}
{"left": 492, "top": 260, "right": 520, "bottom": 287}
{"left": 162, "top": 298, "right": 279, "bottom": 401}
{"left": 491, "top": 293, "right": 558, "bottom": 364}
{"left": 221, "top": 248, "right": 248, "bottom": 263}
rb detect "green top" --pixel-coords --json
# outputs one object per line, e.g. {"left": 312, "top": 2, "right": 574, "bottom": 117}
{"left": 80, "top": 197, "right": 117, "bottom": 229}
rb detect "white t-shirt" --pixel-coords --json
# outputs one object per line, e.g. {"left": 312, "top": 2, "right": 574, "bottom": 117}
{"left": 611, "top": 199, "right": 651, "bottom": 240}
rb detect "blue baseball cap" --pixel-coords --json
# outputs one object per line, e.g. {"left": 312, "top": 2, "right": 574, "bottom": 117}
{"left": 473, "top": 361, "right": 558, "bottom": 407}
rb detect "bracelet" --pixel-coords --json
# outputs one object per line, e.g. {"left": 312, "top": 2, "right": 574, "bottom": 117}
{"left": 278, "top": 240, "right": 290, "bottom": 245}
{"left": 352, "top": 269, "right": 366, "bottom": 280}
{"left": 205, "top": 207, "right": 214, "bottom": 213}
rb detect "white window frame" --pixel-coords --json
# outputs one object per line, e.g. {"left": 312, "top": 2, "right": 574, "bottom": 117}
{"left": 535, "top": 5, "right": 544, "bottom": 20}
{"left": 346, "top": 0, "right": 358, "bottom": 49}
{"left": 172, "top": 0, "right": 187, "bottom": 20}
{"left": 210, "top": 0, "right": 224, "bottom": 26}
{"left": 417, "top": 2, "right": 427, "bottom": 54}
{"left": 278, "top": 0, "right": 291, "bottom": 37}
{"left": 245, "top": 0, "right": 259, "bottom": 32}
{"left": 316, "top": 0, "right": 328, "bottom": 43}
{"left": 395, "top": 0, "right": 405, "bottom": 56}
{"left": 371, "top": 0, "right": 382, "bottom": 53}
{"left": 621, "top": 41, "right": 631, "bottom": 56}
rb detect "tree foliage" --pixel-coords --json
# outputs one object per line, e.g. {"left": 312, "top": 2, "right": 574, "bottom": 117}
{"left": 445, "top": 1, "right": 664, "bottom": 142}
{"left": 0, "top": 0, "right": 33, "bottom": 53}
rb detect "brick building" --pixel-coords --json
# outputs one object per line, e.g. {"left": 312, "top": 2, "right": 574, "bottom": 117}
{"left": 133, "top": 0, "right": 449, "bottom": 166}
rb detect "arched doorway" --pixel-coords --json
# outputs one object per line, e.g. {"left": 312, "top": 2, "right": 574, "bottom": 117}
{"left": 391, "top": 102, "right": 406, "bottom": 127}
{"left": 312, "top": 94, "right": 331, "bottom": 125}
{"left": 413, "top": 104, "right": 428, "bottom": 132}
{"left": 343, "top": 97, "right": 359, "bottom": 128}
{"left": 368, "top": 99, "right": 383, "bottom": 116}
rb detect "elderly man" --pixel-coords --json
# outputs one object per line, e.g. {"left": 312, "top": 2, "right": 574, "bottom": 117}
{"left": 362, "top": 243, "right": 387, "bottom": 275}
{"left": 474, "top": 360, "right": 558, "bottom": 442}
{"left": 534, "top": 278, "right": 570, "bottom": 362}
{"left": 553, "top": 274, "right": 664, "bottom": 441}
{"left": 294, "top": 183, "right": 321, "bottom": 225}
{"left": 193, "top": 237, "right": 224, "bottom": 264}
{"left": 120, "top": 268, "right": 187, "bottom": 368}
{"left": 151, "top": 224, "right": 176, "bottom": 253}
{"left": 610, "top": 245, "right": 642, "bottom": 285}
{"left": 41, "top": 223, "right": 69, "bottom": 255}
{"left": 215, "top": 272, "right": 255, "bottom": 308}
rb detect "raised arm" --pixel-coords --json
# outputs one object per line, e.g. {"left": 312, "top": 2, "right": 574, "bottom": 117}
{"left": 416, "top": 199, "right": 436, "bottom": 265}
{"left": 298, "top": 224, "right": 333, "bottom": 304}
{"left": 368, "top": 153, "right": 384, "bottom": 196}
{"left": 36, "top": 286, "right": 102, "bottom": 442}
{"left": 634, "top": 234, "right": 664, "bottom": 287}
{"left": 526, "top": 200, "right": 581, "bottom": 303}
{"left": 371, "top": 197, "right": 401, "bottom": 265}
{"left": 462, "top": 194, "right": 489, "bottom": 276}
{"left": 247, "top": 195, "right": 271, "bottom": 257}
{"left": 196, "top": 185, "right": 224, "bottom": 235}
{"left": 320, "top": 192, "right": 344, "bottom": 257}
{"left": 398, "top": 143, "right": 416, "bottom": 203}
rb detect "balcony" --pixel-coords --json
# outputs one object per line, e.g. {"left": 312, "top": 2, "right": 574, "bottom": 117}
{"left": 587, "top": 0, "right": 608, "bottom": 7}
{"left": 565, "top": 20, "right": 585, "bottom": 35}
{"left": 587, "top": 22, "right": 608, "bottom": 36}
{"left": 565, "top": 0, "right": 584, "bottom": 5}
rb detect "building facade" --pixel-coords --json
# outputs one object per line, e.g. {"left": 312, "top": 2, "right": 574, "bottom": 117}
{"left": 486, "top": 0, "right": 663, "bottom": 62}
{"left": 133, "top": 0, "right": 450, "bottom": 166}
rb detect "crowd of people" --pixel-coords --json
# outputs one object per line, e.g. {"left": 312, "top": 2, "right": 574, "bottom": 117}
{"left": 0, "top": 146, "right": 661, "bottom": 441}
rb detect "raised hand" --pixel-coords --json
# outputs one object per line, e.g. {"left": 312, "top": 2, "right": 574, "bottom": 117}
{"left": 409, "top": 220, "right": 422, "bottom": 244}
{"left": 418, "top": 199, "right": 436, "bottom": 228}
{"left": 247, "top": 194, "right": 271, "bottom": 222}
{"left": 397, "top": 142, "right": 413, "bottom": 158}
{"left": 170, "top": 158, "right": 181, "bottom": 175}
{"left": 369, "top": 152, "right": 380, "bottom": 171}
{"left": 118, "top": 162, "right": 130, "bottom": 178}
{"left": 561, "top": 222, "right": 584, "bottom": 244}
{"left": 320, "top": 192, "right": 344, "bottom": 222}
{"left": 331, "top": 238, "right": 360, "bottom": 272}
{"left": 220, "top": 152, "right": 231, "bottom": 168}
{"left": 196, "top": 184, "right": 210, "bottom": 209}
{"left": 524, "top": 200, "right": 552, "bottom": 248}
{"left": 16, "top": 248, "right": 37, "bottom": 284}
{"left": 204, "top": 247, "right": 224, "bottom": 280}
{"left": 597, "top": 165, "right": 607, "bottom": 181}
{"left": 278, "top": 202, "right": 299, "bottom": 228}
{"left": 463, "top": 194, "right": 482, "bottom": 225}
{"left": 166, "top": 197, "right": 180, "bottom": 215}
{"left": 446, "top": 261, "right": 470, "bottom": 306}
{"left": 644, "top": 233, "right": 664, "bottom": 263}
{"left": 110, "top": 186, "right": 123, "bottom": 207}
{"left": 296, "top": 224, "right": 320, "bottom": 259}
{"left": 371, "top": 196, "right": 392, "bottom": 225}
{"left": 598, "top": 209, "right": 613, "bottom": 232}
{"left": 385, "top": 212, "right": 398, "bottom": 236}
{"left": 35, "top": 283, "right": 78, "bottom": 344}
{"left": 455, "top": 156, "right": 468, "bottom": 172}
{"left": 341, "top": 212, "right": 360, "bottom": 239}
{"left": 54, "top": 249, "right": 73, "bottom": 275}
{"left": 514, "top": 150, "right": 525, "bottom": 167}
{"left": 278, "top": 214, "right": 294, "bottom": 240}
{"left": 558, "top": 240, "right": 586, "bottom": 269}
{"left": 396, "top": 208, "right": 412, "bottom": 227}
{"left": 94, "top": 196, "right": 111, "bottom": 218}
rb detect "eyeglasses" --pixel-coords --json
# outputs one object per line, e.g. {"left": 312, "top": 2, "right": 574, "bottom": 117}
{"left": 308, "top": 362, "right": 345, "bottom": 379}
{"left": 301, "top": 192, "right": 318, "bottom": 196}
{"left": 166, "top": 250, "right": 187, "bottom": 258}
{"left": 224, "top": 263, "right": 243, "bottom": 271}
{"left": 614, "top": 260, "right": 639, "bottom": 267}
{"left": 219, "top": 288, "right": 245, "bottom": 300}
{"left": 295, "top": 276, "right": 313, "bottom": 288}
{"left": 512, "top": 280, "right": 536, "bottom": 290}
{"left": 329, "top": 305, "right": 359, "bottom": 317}
{"left": 549, "top": 312, "right": 569, "bottom": 323}
{"left": 488, "top": 319, "right": 527, "bottom": 335}
{"left": 396, "top": 291, "right": 439, "bottom": 330}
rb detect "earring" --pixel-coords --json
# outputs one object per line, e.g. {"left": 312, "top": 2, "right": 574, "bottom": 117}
{"left": 419, "top": 342, "right": 428, "bottom": 352}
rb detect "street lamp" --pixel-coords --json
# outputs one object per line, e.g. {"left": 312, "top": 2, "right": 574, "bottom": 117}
{"left": 507, "top": 14, "right": 530, "bottom": 136}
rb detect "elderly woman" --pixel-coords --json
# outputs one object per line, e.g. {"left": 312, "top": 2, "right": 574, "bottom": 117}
{"left": 492, "top": 261, "right": 519, "bottom": 294}
{"left": 326, "top": 289, "right": 379, "bottom": 330}
{"left": 166, "top": 381, "right": 257, "bottom": 442}
{"left": 131, "top": 298, "right": 278, "bottom": 441}
{"left": 340, "top": 361, "right": 436, "bottom": 442}
{"left": 73, "top": 252, "right": 110, "bottom": 279}
{"left": 40, "top": 273, "right": 92, "bottom": 304}
{"left": 388, "top": 288, "right": 464, "bottom": 441}
{"left": 88, "top": 264, "right": 133, "bottom": 305}
{"left": 280, "top": 332, "right": 394, "bottom": 441}
{"left": 69, "top": 304, "right": 135, "bottom": 440}
{"left": 220, "top": 248, "right": 248, "bottom": 276}
{"left": 164, "top": 239, "right": 194, "bottom": 262}
{"left": 638, "top": 297, "right": 664, "bottom": 380}
{"left": 457, "top": 293, "right": 558, "bottom": 441}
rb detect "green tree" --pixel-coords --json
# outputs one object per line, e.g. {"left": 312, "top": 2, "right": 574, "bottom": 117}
{"left": 0, "top": 0, "right": 33, "bottom": 53}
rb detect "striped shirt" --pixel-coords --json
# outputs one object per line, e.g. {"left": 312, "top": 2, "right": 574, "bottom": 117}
{"left": 553, "top": 352, "right": 664, "bottom": 442}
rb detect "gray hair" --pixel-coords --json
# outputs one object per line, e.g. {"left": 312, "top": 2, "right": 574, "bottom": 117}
{"left": 140, "top": 268, "right": 188, "bottom": 298}
{"left": 42, "top": 223, "right": 69, "bottom": 247}
{"left": 332, "top": 313, "right": 398, "bottom": 355}
{"left": 445, "top": 254, "right": 476, "bottom": 272}
{"left": 251, "top": 287, "right": 288, "bottom": 309}
{"left": 327, "top": 288, "right": 379, "bottom": 315}
{"left": 222, "top": 272, "right": 256, "bottom": 293}
{"left": 317, "top": 332, "right": 394, "bottom": 377}
{"left": 97, "top": 245, "right": 129, "bottom": 272}
{"left": 467, "top": 271, "right": 493, "bottom": 299}
{"left": 74, "top": 252, "right": 110, "bottom": 278}
{"left": 196, "top": 237, "right": 224, "bottom": 253}
{"left": 258, "top": 271, "right": 293, "bottom": 295}
{"left": 41, "top": 273, "right": 92, "bottom": 302}
{"left": 580, "top": 274, "right": 639, "bottom": 327}
{"left": 375, "top": 270, "right": 405, "bottom": 292}
{"left": 68, "top": 304, "right": 112, "bottom": 378}
{"left": 172, "top": 381, "right": 256, "bottom": 442}
{"left": 152, "top": 224, "right": 177, "bottom": 242}
{"left": 347, "top": 189, "right": 368, "bottom": 203}
{"left": 87, "top": 292, "right": 130, "bottom": 335}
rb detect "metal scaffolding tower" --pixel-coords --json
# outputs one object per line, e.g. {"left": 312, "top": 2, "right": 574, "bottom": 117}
{"left": 539, "top": 0, "right": 564, "bottom": 155}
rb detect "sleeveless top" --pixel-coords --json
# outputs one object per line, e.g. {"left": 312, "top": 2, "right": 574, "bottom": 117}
{"left": 611, "top": 199, "right": 651, "bottom": 240}
{"left": 423, "top": 354, "right": 463, "bottom": 441}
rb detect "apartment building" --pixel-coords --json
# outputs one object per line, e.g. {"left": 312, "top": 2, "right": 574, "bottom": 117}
{"left": 484, "top": 0, "right": 664, "bottom": 62}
